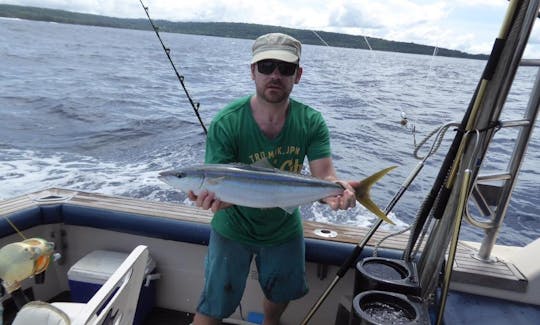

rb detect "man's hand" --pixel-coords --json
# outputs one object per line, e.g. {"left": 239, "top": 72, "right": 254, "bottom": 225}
{"left": 309, "top": 157, "right": 357, "bottom": 211}
{"left": 188, "top": 190, "right": 232, "bottom": 213}
{"left": 320, "top": 180, "right": 357, "bottom": 210}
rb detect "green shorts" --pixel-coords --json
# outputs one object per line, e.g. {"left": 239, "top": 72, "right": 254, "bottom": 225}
{"left": 196, "top": 230, "right": 309, "bottom": 319}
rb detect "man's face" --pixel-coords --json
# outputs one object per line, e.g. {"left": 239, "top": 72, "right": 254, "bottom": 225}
{"left": 251, "top": 60, "right": 303, "bottom": 105}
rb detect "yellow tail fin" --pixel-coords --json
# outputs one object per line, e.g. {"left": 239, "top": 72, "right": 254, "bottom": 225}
{"left": 354, "top": 166, "right": 397, "bottom": 224}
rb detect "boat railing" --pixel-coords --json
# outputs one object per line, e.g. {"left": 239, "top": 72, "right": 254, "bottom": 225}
{"left": 468, "top": 57, "right": 540, "bottom": 261}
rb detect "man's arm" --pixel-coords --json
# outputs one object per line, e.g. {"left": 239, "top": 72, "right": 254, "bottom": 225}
{"left": 309, "top": 157, "right": 357, "bottom": 210}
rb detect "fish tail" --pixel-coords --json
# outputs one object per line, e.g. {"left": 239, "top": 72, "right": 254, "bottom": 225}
{"left": 353, "top": 166, "right": 397, "bottom": 225}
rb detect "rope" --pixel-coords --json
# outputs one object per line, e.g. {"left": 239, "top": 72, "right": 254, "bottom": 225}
{"left": 371, "top": 122, "right": 458, "bottom": 255}
{"left": 373, "top": 224, "right": 411, "bottom": 257}
{"left": 413, "top": 122, "right": 461, "bottom": 160}
{"left": 411, "top": 216, "right": 434, "bottom": 261}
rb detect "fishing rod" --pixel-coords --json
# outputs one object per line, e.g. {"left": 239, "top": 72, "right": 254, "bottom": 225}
{"left": 434, "top": 0, "right": 517, "bottom": 214}
{"left": 403, "top": 0, "right": 519, "bottom": 260}
{"left": 139, "top": 0, "right": 207, "bottom": 135}
{"left": 435, "top": 169, "right": 471, "bottom": 325}
{"left": 301, "top": 152, "right": 432, "bottom": 324}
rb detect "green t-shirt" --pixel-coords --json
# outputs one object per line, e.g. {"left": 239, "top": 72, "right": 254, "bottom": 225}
{"left": 205, "top": 95, "right": 331, "bottom": 246}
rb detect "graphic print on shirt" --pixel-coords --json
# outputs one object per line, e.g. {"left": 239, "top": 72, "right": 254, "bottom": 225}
{"left": 248, "top": 145, "right": 303, "bottom": 173}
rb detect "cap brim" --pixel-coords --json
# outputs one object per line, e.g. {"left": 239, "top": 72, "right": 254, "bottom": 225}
{"left": 251, "top": 50, "right": 299, "bottom": 64}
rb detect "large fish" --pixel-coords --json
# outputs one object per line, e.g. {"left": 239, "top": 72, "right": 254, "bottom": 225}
{"left": 159, "top": 163, "right": 396, "bottom": 224}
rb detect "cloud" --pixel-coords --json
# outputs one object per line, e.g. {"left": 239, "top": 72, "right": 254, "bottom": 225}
{"left": 328, "top": 3, "right": 382, "bottom": 29}
{"left": 5, "top": 0, "right": 535, "bottom": 55}
{"left": 320, "top": 0, "right": 450, "bottom": 49}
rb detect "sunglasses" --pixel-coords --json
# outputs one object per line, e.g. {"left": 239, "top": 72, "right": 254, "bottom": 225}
{"left": 256, "top": 60, "right": 298, "bottom": 76}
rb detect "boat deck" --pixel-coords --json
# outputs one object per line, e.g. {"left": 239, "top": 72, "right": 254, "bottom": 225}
{"left": 1, "top": 188, "right": 527, "bottom": 294}
{"left": 0, "top": 188, "right": 537, "bottom": 324}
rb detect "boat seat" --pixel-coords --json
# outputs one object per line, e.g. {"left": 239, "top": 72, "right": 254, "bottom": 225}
{"left": 11, "top": 301, "right": 71, "bottom": 325}
{"left": 12, "top": 245, "right": 149, "bottom": 325}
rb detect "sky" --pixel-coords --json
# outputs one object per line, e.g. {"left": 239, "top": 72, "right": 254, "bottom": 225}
{"left": 3, "top": 0, "right": 540, "bottom": 57}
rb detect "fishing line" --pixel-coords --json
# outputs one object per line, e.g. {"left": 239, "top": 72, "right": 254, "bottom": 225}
{"left": 311, "top": 30, "right": 330, "bottom": 47}
{"left": 399, "top": 41, "right": 441, "bottom": 149}
{"left": 312, "top": 29, "right": 412, "bottom": 142}
{"left": 139, "top": 0, "right": 208, "bottom": 135}
{"left": 362, "top": 35, "right": 373, "bottom": 51}
{"left": 2, "top": 215, "right": 27, "bottom": 241}
{"left": 313, "top": 28, "right": 420, "bottom": 142}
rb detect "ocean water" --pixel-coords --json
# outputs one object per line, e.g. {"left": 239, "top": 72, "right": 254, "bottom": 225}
{"left": 1, "top": 18, "right": 539, "bottom": 246}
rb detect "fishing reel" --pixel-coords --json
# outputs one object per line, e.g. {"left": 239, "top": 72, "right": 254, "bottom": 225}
{"left": 0, "top": 238, "right": 56, "bottom": 298}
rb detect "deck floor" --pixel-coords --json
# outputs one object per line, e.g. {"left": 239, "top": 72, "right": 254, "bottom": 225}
{"left": 2, "top": 291, "right": 195, "bottom": 325}
{"left": 145, "top": 307, "right": 194, "bottom": 325}
{"left": 3, "top": 290, "right": 538, "bottom": 325}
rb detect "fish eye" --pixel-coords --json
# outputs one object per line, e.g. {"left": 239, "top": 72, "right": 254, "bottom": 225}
{"left": 176, "top": 172, "right": 185, "bottom": 178}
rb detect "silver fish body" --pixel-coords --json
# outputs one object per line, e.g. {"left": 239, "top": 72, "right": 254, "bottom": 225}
{"left": 159, "top": 163, "right": 397, "bottom": 224}
{"left": 159, "top": 164, "right": 343, "bottom": 210}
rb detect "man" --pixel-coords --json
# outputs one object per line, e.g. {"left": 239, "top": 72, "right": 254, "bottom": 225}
{"left": 190, "top": 33, "right": 356, "bottom": 325}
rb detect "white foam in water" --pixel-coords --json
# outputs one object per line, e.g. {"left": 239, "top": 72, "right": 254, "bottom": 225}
{"left": 309, "top": 201, "right": 408, "bottom": 230}
{"left": 0, "top": 148, "right": 193, "bottom": 201}
{"left": 1, "top": 148, "right": 407, "bottom": 231}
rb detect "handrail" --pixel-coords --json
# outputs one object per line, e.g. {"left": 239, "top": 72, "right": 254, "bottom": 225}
{"left": 520, "top": 58, "right": 540, "bottom": 66}
{"left": 475, "top": 56, "right": 540, "bottom": 260}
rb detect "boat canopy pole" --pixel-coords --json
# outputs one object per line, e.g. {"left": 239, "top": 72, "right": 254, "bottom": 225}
{"left": 417, "top": 0, "right": 540, "bottom": 299}
{"left": 139, "top": 0, "right": 208, "bottom": 135}
{"left": 402, "top": 0, "right": 520, "bottom": 261}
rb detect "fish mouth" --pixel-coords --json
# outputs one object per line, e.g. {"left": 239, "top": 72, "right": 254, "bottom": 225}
{"left": 158, "top": 170, "right": 184, "bottom": 178}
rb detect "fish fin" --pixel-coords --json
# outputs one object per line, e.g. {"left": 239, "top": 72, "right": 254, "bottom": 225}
{"left": 280, "top": 206, "right": 298, "bottom": 214}
{"left": 354, "top": 166, "right": 397, "bottom": 225}
{"left": 251, "top": 158, "right": 274, "bottom": 169}
{"left": 206, "top": 176, "right": 225, "bottom": 185}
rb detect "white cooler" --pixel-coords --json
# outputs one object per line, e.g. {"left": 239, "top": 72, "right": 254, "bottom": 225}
{"left": 67, "top": 249, "right": 159, "bottom": 325}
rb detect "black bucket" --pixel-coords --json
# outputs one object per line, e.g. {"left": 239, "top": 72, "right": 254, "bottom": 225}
{"left": 354, "top": 257, "right": 421, "bottom": 296}
{"left": 352, "top": 290, "right": 428, "bottom": 325}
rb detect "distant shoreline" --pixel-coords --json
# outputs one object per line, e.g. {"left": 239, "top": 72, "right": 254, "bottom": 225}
{"left": 0, "top": 4, "right": 488, "bottom": 60}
